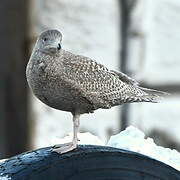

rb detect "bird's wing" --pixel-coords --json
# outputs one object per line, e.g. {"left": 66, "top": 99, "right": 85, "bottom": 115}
{"left": 61, "top": 54, "right": 130, "bottom": 108}
{"left": 62, "top": 52, "right": 168, "bottom": 108}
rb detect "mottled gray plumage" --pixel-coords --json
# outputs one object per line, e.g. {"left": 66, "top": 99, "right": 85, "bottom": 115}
{"left": 26, "top": 29, "right": 167, "bottom": 153}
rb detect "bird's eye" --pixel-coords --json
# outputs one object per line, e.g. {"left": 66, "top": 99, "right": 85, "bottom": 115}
{"left": 43, "top": 38, "right": 48, "bottom": 42}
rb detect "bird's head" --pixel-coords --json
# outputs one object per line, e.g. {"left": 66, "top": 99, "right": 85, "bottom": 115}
{"left": 35, "top": 29, "right": 62, "bottom": 55}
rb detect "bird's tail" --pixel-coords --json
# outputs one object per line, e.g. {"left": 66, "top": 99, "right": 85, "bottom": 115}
{"left": 137, "top": 87, "right": 169, "bottom": 103}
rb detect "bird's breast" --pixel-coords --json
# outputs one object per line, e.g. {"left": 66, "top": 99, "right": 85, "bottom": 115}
{"left": 27, "top": 59, "right": 74, "bottom": 111}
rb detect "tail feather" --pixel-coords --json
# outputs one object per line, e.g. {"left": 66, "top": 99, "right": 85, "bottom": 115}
{"left": 138, "top": 87, "right": 169, "bottom": 103}
{"left": 139, "top": 87, "right": 169, "bottom": 96}
{"left": 112, "top": 86, "right": 169, "bottom": 105}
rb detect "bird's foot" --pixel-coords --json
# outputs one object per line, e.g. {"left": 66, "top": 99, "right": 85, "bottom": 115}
{"left": 52, "top": 142, "right": 77, "bottom": 154}
{"left": 53, "top": 142, "right": 72, "bottom": 149}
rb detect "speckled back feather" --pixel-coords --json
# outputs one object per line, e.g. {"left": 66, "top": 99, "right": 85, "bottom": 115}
{"left": 60, "top": 50, "right": 167, "bottom": 109}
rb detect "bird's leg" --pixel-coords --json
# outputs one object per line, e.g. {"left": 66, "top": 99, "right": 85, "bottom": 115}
{"left": 52, "top": 112, "right": 80, "bottom": 154}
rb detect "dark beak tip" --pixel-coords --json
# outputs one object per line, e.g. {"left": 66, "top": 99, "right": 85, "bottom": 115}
{"left": 57, "top": 43, "right": 61, "bottom": 50}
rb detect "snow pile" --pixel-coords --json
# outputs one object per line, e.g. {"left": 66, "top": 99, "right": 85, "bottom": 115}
{"left": 107, "top": 126, "right": 180, "bottom": 171}
{"left": 0, "top": 175, "right": 11, "bottom": 180}
{"left": 0, "top": 159, "right": 6, "bottom": 163}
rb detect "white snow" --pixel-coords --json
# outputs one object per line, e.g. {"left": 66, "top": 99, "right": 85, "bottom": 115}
{"left": 0, "top": 159, "right": 6, "bottom": 164}
{"left": 0, "top": 175, "right": 11, "bottom": 180}
{"left": 107, "top": 126, "right": 180, "bottom": 171}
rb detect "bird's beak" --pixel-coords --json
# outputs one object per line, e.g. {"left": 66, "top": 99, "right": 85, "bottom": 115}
{"left": 57, "top": 43, "right": 61, "bottom": 50}
{"left": 45, "top": 42, "right": 62, "bottom": 53}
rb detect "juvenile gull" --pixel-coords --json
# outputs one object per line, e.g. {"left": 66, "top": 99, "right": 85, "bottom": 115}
{"left": 26, "top": 29, "right": 167, "bottom": 154}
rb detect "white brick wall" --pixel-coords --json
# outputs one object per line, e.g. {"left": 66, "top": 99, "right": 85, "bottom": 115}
{"left": 130, "top": 96, "right": 180, "bottom": 142}
{"left": 128, "top": 0, "right": 180, "bottom": 143}
{"left": 129, "top": 0, "right": 180, "bottom": 85}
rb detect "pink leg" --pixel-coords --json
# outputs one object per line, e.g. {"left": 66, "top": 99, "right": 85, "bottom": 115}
{"left": 52, "top": 112, "right": 80, "bottom": 154}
